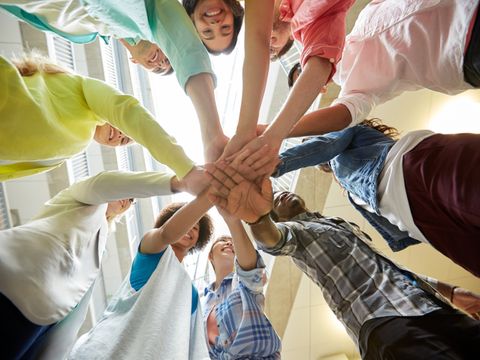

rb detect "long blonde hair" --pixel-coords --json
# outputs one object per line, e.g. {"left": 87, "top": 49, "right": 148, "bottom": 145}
{"left": 11, "top": 51, "right": 70, "bottom": 77}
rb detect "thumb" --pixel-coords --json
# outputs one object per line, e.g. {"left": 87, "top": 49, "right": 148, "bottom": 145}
{"left": 261, "top": 176, "right": 273, "bottom": 201}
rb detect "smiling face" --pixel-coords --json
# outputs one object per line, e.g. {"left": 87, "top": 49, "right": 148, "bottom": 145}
{"left": 94, "top": 124, "right": 133, "bottom": 147}
{"left": 172, "top": 223, "right": 201, "bottom": 254}
{"left": 209, "top": 236, "right": 235, "bottom": 273}
{"left": 272, "top": 191, "right": 307, "bottom": 221}
{"left": 121, "top": 39, "right": 172, "bottom": 75}
{"left": 190, "top": 0, "right": 234, "bottom": 52}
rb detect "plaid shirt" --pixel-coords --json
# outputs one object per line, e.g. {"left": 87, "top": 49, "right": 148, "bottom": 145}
{"left": 261, "top": 212, "right": 441, "bottom": 345}
{"left": 202, "top": 252, "right": 281, "bottom": 359}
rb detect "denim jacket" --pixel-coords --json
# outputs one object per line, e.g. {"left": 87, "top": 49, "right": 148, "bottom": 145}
{"left": 274, "top": 125, "right": 420, "bottom": 252}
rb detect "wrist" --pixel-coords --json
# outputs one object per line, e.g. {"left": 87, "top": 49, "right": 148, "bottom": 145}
{"left": 169, "top": 176, "right": 183, "bottom": 193}
{"left": 245, "top": 213, "right": 271, "bottom": 226}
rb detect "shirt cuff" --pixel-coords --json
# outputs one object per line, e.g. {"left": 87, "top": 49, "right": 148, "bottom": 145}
{"left": 235, "top": 251, "right": 266, "bottom": 294}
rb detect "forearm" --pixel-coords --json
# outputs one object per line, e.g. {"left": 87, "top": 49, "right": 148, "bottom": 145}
{"left": 418, "top": 275, "right": 457, "bottom": 301}
{"left": 68, "top": 171, "right": 174, "bottom": 205}
{"left": 265, "top": 57, "right": 332, "bottom": 141}
{"left": 185, "top": 73, "right": 224, "bottom": 144}
{"left": 288, "top": 104, "right": 352, "bottom": 138}
{"left": 224, "top": 217, "right": 257, "bottom": 271}
{"left": 141, "top": 190, "right": 213, "bottom": 253}
{"left": 249, "top": 215, "right": 282, "bottom": 249}
{"left": 236, "top": 0, "right": 274, "bottom": 136}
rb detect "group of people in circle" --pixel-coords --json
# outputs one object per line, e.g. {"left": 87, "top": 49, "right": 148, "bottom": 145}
{"left": 1, "top": 0, "right": 479, "bottom": 359}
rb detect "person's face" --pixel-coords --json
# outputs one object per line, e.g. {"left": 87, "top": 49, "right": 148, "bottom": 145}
{"left": 127, "top": 40, "right": 172, "bottom": 74}
{"left": 191, "top": 0, "right": 234, "bottom": 52}
{"left": 210, "top": 237, "right": 234, "bottom": 267}
{"left": 173, "top": 223, "right": 200, "bottom": 252}
{"left": 94, "top": 124, "right": 133, "bottom": 147}
{"left": 269, "top": 20, "right": 292, "bottom": 57}
{"left": 106, "top": 199, "right": 133, "bottom": 220}
{"left": 273, "top": 191, "right": 307, "bottom": 220}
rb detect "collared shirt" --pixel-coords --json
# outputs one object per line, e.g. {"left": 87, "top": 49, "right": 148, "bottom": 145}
{"left": 260, "top": 212, "right": 441, "bottom": 345}
{"left": 279, "top": 0, "right": 355, "bottom": 82}
{"left": 201, "top": 253, "right": 281, "bottom": 359}
{"left": 333, "top": 0, "right": 479, "bottom": 125}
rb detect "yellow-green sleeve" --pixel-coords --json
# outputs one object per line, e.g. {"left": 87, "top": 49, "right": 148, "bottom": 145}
{"left": 81, "top": 77, "right": 194, "bottom": 178}
{"left": 147, "top": 0, "right": 216, "bottom": 91}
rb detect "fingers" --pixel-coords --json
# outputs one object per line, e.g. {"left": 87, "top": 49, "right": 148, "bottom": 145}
{"left": 261, "top": 177, "right": 274, "bottom": 200}
{"left": 207, "top": 193, "right": 227, "bottom": 210}
{"left": 216, "top": 161, "right": 246, "bottom": 185}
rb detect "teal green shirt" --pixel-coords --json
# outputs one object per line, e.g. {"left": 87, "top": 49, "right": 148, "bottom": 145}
{"left": 0, "top": 0, "right": 215, "bottom": 91}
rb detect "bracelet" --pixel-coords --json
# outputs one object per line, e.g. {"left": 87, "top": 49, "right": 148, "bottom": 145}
{"left": 450, "top": 286, "right": 458, "bottom": 303}
{"left": 245, "top": 214, "right": 270, "bottom": 226}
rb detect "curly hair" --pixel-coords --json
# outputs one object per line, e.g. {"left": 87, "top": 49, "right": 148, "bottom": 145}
{"left": 182, "top": 0, "right": 244, "bottom": 55}
{"left": 154, "top": 202, "right": 214, "bottom": 253}
{"left": 318, "top": 118, "right": 400, "bottom": 173}
{"left": 11, "top": 50, "right": 70, "bottom": 77}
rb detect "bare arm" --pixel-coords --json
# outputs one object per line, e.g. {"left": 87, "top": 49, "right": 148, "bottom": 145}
{"left": 223, "top": 216, "right": 258, "bottom": 271}
{"left": 287, "top": 103, "right": 352, "bottom": 138}
{"left": 236, "top": 0, "right": 274, "bottom": 136}
{"left": 185, "top": 73, "right": 227, "bottom": 162}
{"left": 265, "top": 56, "right": 332, "bottom": 143}
{"left": 140, "top": 190, "right": 213, "bottom": 254}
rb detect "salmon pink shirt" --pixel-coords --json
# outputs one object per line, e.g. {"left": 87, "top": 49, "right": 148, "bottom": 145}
{"left": 279, "top": 0, "right": 355, "bottom": 83}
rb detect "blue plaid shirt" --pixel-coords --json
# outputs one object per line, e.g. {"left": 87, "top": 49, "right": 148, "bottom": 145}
{"left": 201, "top": 252, "right": 281, "bottom": 359}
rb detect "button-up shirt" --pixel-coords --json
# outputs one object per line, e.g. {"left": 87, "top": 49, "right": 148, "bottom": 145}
{"left": 333, "top": 0, "right": 479, "bottom": 125}
{"left": 279, "top": 0, "right": 355, "bottom": 82}
{"left": 260, "top": 212, "right": 441, "bottom": 346}
{"left": 202, "top": 253, "right": 281, "bottom": 359}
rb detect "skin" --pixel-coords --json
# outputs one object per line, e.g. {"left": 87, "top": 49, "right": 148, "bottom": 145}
{"left": 140, "top": 190, "right": 213, "bottom": 260}
{"left": 119, "top": 39, "right": 172, "bottom": 75}
{"left": 105, "top": 198, "right": 133, "bottom": 220}
{"left": 221, "top": 0, "right": 275, "bottom": 160}
{"left": 93, "top": 123, "right": 133, "bottom": 147}
{"left": 190, "top": 0, "right": 234, "bottom": 52}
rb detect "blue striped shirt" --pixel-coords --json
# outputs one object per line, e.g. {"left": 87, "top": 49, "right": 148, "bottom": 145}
{"left": 202, "top": 252, "right": 281, "bottom": 359}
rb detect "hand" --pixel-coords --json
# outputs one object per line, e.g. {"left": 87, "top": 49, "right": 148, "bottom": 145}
{"left": 256, "top": 123, "right": 268, "bottom": 136}
{"left": 452, "top": 287, "right": 480, "bottom": 320}
{"left": 205, "top": 162, "right": 273, "bottom": 223}
{"left": 220, "top": 132, "right": 256, "bottom": 161}
{"left": 204, "top": 134, "right": 229, "bottom": 163}
{"left": 176, "top": 166, "right": 209, "bottom": 195}
{"left": 226, "top": 134, "right": 282, "bottom": 176}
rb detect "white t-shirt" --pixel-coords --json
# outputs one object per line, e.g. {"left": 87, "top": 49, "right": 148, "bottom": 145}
{"left": 351, "top": 130, "right": 435, "bottom": 243}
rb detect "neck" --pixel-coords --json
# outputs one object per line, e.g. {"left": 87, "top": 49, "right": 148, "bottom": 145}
{"left": 172, "top": 246, "right": 189, "bottom": 262}
{"left": 213, "top": 265, "right": 233, "bottom": 290}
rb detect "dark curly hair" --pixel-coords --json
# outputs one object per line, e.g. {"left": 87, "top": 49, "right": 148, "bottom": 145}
{"left": 154, "top": 202, "right": 214, "bottom": 253}
{"left": 318, "top": 119, "right": 400, "bottom": 173}
{"left": 182, "top": 0, "right": 244, "bottom": 55}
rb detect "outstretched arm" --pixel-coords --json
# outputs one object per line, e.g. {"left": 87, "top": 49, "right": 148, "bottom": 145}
{"left": 287, "top": 103, "right": 352, "bottom": 138}
{"left": 185, "top": 73, "right": 228, "bottom": 162}
{"left": 419, "top": 275, "right": 480, "bottom": 319}
{"left": 140, "top": 190, "right": 213, "bottom": 254}
{"left": 222, "top": 0, "right": 275, "bottom": 158}
{"left": 226, "top": 57, "right": 332, "bottom": 175}
{"left": 222, "top": 215, "right": 257, "bottom": 271}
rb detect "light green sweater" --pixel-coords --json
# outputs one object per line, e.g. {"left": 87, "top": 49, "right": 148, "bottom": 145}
{"left": 0, "top": 56, "right": 194, "bottom": 181}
